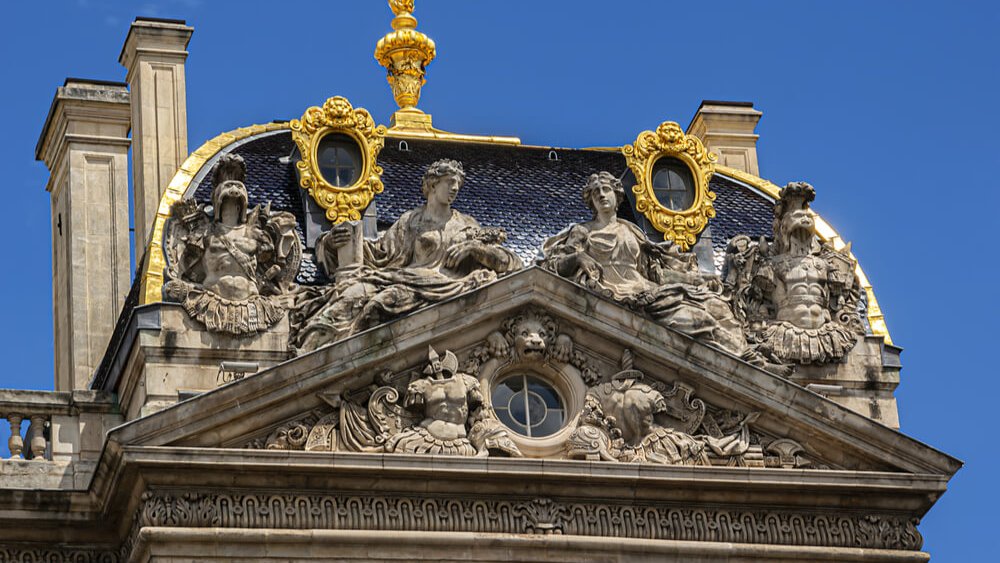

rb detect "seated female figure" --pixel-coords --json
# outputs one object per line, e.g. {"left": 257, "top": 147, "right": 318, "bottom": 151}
{"left": 295, "top": 159, "right": 522, "bottom": 353}
{"left": 542, "top": 171, "right": 750, "bottom": 359}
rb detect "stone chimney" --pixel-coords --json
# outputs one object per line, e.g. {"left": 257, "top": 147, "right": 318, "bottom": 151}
{"left": 687, "top": 100, "right": 763, "bottom": 176}
{"left": 36, "top": 79, "right": 132, "bottom": 391}
{"left": 119, "top": 17, "right": 193, "bottom": 265}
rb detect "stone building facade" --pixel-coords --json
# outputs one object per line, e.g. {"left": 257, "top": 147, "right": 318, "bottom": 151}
{"left": 0, "top": 5, "right": 959, "bottom": 562}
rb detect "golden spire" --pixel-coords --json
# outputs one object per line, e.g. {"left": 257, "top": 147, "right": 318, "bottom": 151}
{"left": 374, "top": 0, "right": 437, "bottom": 131}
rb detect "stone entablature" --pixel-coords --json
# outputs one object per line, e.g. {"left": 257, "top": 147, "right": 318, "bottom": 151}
{"left": 0, "top": 447, "right": 948, "bottom": 562}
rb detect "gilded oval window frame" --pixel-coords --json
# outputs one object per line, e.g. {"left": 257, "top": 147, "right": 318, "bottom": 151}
{"left": 623, "top": 121, "right": 717, "bottom": 251}
{"left": 290, "top": 96, "right": 386, "bottom": 223}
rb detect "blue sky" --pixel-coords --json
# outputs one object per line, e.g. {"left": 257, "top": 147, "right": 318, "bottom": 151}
{"left": 0, "top": 1, "right": 997, "bottom": 559}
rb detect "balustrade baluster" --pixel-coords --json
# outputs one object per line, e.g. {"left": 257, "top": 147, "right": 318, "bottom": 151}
{"left": 29, "top": 415, "right": 48, "bottom": 461}
{"left": 7, "top": 414, "right": 24, "bottom": 459}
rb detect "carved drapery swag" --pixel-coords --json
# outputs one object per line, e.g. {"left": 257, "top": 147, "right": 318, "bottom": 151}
{"left": 722, "top": 182, "right": 864, "bottom": 365}
{"left": 291, "top": 159, "right": 522, "bottom": 353}
{"left": 163, "top": 154, "right": 301, "bottom": 335}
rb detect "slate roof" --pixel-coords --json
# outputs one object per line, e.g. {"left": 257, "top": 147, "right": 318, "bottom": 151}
{"left": 189, "top": 131, "right": 776, "bottom": 284}
{"left": 93, "top": 131, "right": 778, "bottom": 391}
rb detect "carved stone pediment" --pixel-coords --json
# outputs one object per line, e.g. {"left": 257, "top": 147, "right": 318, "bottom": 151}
{"left": 107, "top": 269, "right": 956, "bottom": 478}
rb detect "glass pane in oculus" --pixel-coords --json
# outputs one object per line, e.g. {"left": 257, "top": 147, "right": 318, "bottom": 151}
{"left": 492, "top": 375, "right": 565, "bottom": 438}
{"left": 317, "top": 133, "right": 362, "bottom": 187}
{"left": 651, "top": 157, "right": 695, "bottom": 211}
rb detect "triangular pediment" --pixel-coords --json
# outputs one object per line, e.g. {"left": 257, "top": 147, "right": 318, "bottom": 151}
{"left": 108, "top": 268, "right": 958, "bottom": 478}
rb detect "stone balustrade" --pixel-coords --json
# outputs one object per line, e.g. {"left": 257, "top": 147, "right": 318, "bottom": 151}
{"left": 0, "top": 389, "right": 120, "bottom": 462}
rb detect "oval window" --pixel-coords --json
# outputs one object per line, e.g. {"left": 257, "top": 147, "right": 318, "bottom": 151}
{"left": 492, "top": 374, "right": 565, "bottom": 438}
{"left": 316, "top": 133, "right": 362, "bottom": 188}
{"left": 651, "top": 157, "right": 695, "bottom": 211}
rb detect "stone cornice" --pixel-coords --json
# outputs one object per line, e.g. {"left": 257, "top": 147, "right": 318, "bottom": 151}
{"left": 0, "top": 445, "right": 942, "bottom": 555}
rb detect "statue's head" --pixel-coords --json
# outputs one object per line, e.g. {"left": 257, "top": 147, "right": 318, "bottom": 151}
{"left": 773, "top": 181, "right": 816, "bottom": 252}
{"left": 210, "top": 154, "right": 249, "bottom": 222}
{"left": 503, "top": 308, "right": 558, "bottom": 361}
{"left": 421, "top": 159, "right": 466, "bottom": 202}
{"left": 424, "top": 346, "right": 459, "bottom": 379}
{"left": 582, "top": 171, "right": 625, "bottom": 216}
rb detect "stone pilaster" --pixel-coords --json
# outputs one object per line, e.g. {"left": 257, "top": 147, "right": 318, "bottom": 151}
{"left": 687, "top": 100, "right": 763, "bottom": 176}
{"left": 119, "top": 17, "right": 193, "bottom": 265}
{"left": 36, "top": 79, "right": 132, "bottom": 391}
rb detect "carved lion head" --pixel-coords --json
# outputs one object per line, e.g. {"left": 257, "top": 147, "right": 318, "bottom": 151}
{"left": 503, "top": 308, "right": 558, "bottom": 361}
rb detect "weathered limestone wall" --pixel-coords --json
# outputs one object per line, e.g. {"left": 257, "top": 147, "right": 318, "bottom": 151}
{"left": 794, "top": 335, "right": 901, "bottom": 428}
{"left": 116, "top": 305, "right": 291, "bottom": 420}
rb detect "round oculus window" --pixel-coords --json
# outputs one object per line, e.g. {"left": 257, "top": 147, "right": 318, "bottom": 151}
{"left": 316, "top": 133, "right": 362, "bottom": 188}
{"left": 651, "top": 157, "right": 696, "bottom": 211}
{"left": 492, "top": 374, "right": 565, "bottom": 438}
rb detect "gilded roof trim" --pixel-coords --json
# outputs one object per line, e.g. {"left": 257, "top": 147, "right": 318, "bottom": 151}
{"left": 716, "top": 165, "right": 892, "bottom": 345}
{"left": 139, "top": 122, "right": 289, "bottom": 305}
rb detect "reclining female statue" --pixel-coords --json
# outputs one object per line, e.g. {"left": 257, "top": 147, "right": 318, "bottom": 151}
{"left": 294, "top": 159, "right": 522, "bottom": 352}
{"left": 541, "top": 171, "right": 754, "bottom": 361}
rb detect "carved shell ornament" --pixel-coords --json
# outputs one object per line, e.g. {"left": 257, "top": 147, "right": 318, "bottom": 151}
{"left": 290, "top": 96, "right": 387, "bottom": 223}
{"left": 623, "top": 121, "right": 718, "bottom": 250}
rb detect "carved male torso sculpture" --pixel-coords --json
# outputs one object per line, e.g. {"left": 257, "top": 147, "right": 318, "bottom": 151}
{"left": 163, "top": 154, "right": 301, "bottom": 335}
{"left": 724, "top": 182, "right": 864, "bottom": 365}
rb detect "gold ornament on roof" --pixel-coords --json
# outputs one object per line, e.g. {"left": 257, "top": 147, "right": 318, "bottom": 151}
{"left": 623, "top": 121, "right": 718, "bottom": 250}
{"left": 375, "top": 0, "right": 436, "bottom": 115}
{"left": 290, "top": 96, "right": 386, "bottom": 223}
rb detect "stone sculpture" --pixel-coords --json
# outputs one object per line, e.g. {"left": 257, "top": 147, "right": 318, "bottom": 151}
{"left": 383, "top": 347, "right": 512, "bottom": 455}
{"left": 253, "top": 347, "right": 522, "bottom": 457}
{"left": 567, "top": 351, "right": 759, "bottom": 466}
{"left": 163, "top": 154, "right": 301, "bottom": 335}
{"left": 541, "top": 171, "right": 755, "bottom": 361}
{"left": 293, "top": 159, "right": 522, "bottom": 352}
{"left": 722, "top": 182, "right": 863, "bottom": 364}
{"left": 461, "top": 307, "right": 601, "bottom": 386}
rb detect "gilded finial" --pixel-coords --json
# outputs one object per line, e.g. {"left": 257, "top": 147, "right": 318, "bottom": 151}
{"left": 389, "top": 0, "right": 414, "bottom": 17}
{"left": 375, "top": 0, "right": 436, "bottom": 129}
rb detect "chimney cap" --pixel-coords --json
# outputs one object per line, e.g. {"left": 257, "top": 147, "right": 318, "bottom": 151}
{"left": 36, "top": 79, "right": 130, "bottom": 162}
{"left": 63, "top": 77, "right": 128, "bottom": 88}
{"left": 697, "top": 100, "right": 755, "bottom": 109}
{"left": 133, "top": 16, "right": 187, "bottom": 25}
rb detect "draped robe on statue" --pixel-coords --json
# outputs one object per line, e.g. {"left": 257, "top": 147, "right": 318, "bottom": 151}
{"left": 293, "top": 208, "right": 522, "bottom": 352}
{"left": 542, "top": 219, "right": 749, "bottom": 357}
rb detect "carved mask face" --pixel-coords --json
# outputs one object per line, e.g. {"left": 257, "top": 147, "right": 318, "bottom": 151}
{"left": 513, "top": 319, "right": 549, "bottom": 360}
{"left": 212, "top": 180, "right": 249, "bottom": 222}
{"left": 782, "top": 208, "right": 815, "bottom": 237}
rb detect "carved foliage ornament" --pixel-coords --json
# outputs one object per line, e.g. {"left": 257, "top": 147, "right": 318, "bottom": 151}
{"left": 623, "top": 121, "right": 717, "bottom": 250}
{"left": 290, "top": 96, "right": 386, "bottom": 223}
